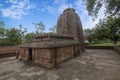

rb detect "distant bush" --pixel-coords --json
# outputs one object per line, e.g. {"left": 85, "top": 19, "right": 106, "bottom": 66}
{"left": 0, "top": 42, "right": 14, "bottom": 46}
{"left": 118, "top": 45, "right": 120, "bottom": 47}
{"left": 84, "top": 41, "right": 89, "bottom": 45}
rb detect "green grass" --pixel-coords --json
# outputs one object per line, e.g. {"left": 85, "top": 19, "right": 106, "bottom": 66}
{"left": 90, "top": 42, "right": 120, "bottom": 46}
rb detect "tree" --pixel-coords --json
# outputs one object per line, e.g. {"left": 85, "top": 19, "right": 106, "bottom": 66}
{"left": 49, "top": 25, "right": 57, "bottom": 33}
{"left": 95, "top": 17, "right": 120, "bottom": 46}
{"left": 0, "top": 21, "right": 5, "bottom": 37}
{"left": 84, "top": 28, "right": 94, "bottom": 43}
{"left": 94, "top": 19, "right": 107, "bottom": 40}
{"left": 33, "top": 22, "right": 45, "bottom": 34}
{"left": 24, "top": 32, "right": 34, "bottom": 43}
{"left": 85, "top": 0, "right": 120, "bottom": 17}
{"left": 6, "top": 25, "right": 27, "bottom": 45}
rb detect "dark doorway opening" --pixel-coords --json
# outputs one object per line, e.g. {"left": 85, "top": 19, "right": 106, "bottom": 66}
{"left": 28, "top": 48, "right": 32, "bottom": 61}
{"left": 73, "top": 46, "right": 77, "bottom": 57}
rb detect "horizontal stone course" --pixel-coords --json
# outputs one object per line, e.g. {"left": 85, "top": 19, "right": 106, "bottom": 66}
{"left": 0, "top": 46, "right": 18, "bottom": 58}
{"left": 0, "top": 46, "right": 18, "bottom": 52}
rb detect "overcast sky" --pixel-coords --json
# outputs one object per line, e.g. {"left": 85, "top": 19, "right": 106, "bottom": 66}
{"left": 0, "top": 0, "right": 105, "bottom": 32}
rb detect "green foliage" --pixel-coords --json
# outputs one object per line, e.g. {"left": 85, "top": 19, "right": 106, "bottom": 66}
{"left": 84, "top": 40, "right": 89, "bottom": 45}
{"left": 91, "top": 43, "right": 114, "bottom": 46}
{"left": 0, "top": 21, "right": 5, "bottom": 37}
{"left": 94, "top": 20, "right": 107, "bottom": 40}
{"left": 6, "top": 28, "right": 21, "bottom": 45}
{"left": 84, "top": 28, "right": 94, "bottom": 43}
{"left": 0, "top": 21, "right": 45, "bottom": 46}
{"left": 33, "top": 22, "right": 45, "bottom": 34}
{"left": 85, "top": 0, "right": 120, "bottom": 17}
{"left": 90, "top": 42, "right": 120, "bottom": 46}
{"left": 94, "top": 17, "right": 120, "bottom": 46}
{"left": 118, "top": 43, "right": 120, "bottom": 47}
{"left": 24, "top": 33, "right": 34, "bottom": 43}
{"left": 5, "top": 25, "right": 27, "bottom": 46}
{"left": 0, "top": 27, "right": 5, "bottom": 37}
{"left": 0, "top": 38, "right": 13, "bottom": 46}
{"left": 84, "top": 17, "right": 120, "bottom": 46}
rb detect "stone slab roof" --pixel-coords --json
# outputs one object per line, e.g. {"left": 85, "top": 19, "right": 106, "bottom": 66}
{"left": 20, "top": 33, "right": 79, "bottom": 48}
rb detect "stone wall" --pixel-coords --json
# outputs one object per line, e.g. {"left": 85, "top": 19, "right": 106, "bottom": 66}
{"left": 0, "top": 46, "right": 18, "bottom": 58}
{"left": 0, "top": 46, "right": 18, "bottom": 52}
{"left": 33, "top": 48, "right": 55, "bottom": 68}
{"left": 19, "top": 45, "right": 80, "bottom": 69}
{"left": 19, "top": 48, "right": 29, "bottom": 61}
{"left": 56, "top": 46, "right": 74, "bottom": 64}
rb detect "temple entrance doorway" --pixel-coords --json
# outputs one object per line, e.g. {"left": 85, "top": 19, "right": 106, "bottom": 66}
{"left": 28, "top": 48, "right": 32, "bottom": 61}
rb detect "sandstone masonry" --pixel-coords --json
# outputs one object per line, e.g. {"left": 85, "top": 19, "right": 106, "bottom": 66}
{"left": 19, "top": 8, "right": 84, "bottom": 69}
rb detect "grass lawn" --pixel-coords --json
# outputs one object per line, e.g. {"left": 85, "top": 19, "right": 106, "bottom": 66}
{"left": 90, "top": 42, "right": 120, "bottom": 46}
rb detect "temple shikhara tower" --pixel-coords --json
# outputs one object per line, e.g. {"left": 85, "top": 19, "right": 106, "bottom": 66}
{"left": 19, "top": 8, "right": 85, "bottom": 69}
{"left": 57, "top": 8, "right": 85, "bottom": 51}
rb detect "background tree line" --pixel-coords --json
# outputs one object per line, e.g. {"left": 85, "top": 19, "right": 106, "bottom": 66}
{"left": 84, "top": 0, "right": 120, "bottom": 46}
{"left": 84, "top": 17, "right": 120, "bottom": 46}
{"left": 0, "top": 21, "right": 56, "bottom": 46}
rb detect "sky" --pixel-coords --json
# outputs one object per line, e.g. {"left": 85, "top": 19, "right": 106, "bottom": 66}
{"left": 0, "top": 0, "right": 105, "bottom": 32}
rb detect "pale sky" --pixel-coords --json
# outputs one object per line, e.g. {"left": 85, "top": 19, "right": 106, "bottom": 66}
{"left": 0, "top": 0, "right": 105, "bottom": 32}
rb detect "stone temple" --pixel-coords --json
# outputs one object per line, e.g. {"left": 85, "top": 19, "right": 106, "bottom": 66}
{"left": 19, "top": 8, "right": 85, "bottom": 69}
{"left": 57, "top": 8, "right": 85, "bottom": 51}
